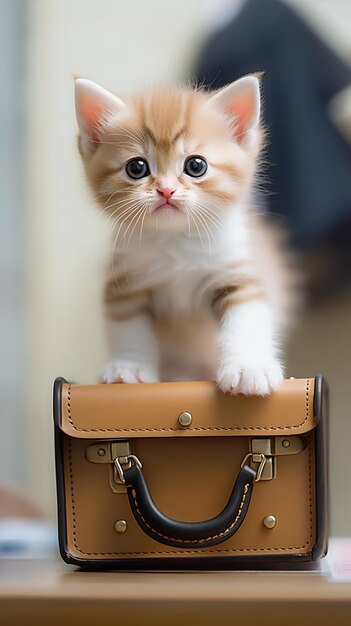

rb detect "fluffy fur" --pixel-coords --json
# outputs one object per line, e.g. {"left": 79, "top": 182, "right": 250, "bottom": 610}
{"left": 75, "top": 76, "right": 285, "bottom": 395}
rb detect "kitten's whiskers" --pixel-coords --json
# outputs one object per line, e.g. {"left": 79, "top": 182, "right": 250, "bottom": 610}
{"left": 123, "top": 204, "right": 147, "bottom": 250}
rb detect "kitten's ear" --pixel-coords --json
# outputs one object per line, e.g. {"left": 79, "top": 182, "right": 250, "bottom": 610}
{"left": 75, "top": 78, "right": 125, "bottom": 153}
{"left": 209, "top": 76, "right": 260, "bottom": 147}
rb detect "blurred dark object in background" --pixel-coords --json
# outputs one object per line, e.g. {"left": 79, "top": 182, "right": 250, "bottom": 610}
{"left": 194, "top": 0, "right": 351, "bottom": 304}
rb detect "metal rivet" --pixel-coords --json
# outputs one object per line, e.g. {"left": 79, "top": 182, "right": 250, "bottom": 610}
{"left": 114, "top": 520, "right": 127, "bottom": 534}
{"left": 178, "top": 411, "right": 192, "bottom": 427}
{"left": 97, "top": 448, "right": 106, "bottom": 457}
{"left": 263, "top": 515, "right": 277, "bottom": 529}
{"left": 282, "top": 439, "right": 290, "bottom": 448}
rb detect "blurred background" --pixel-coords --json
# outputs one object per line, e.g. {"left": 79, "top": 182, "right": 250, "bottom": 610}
{"left": 1, "top": 0, "right": 351, "bottom": 554}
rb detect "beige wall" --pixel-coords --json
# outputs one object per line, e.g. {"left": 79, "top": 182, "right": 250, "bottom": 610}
{"left": 26, "top": 0, "right": 351, "bottom": 536}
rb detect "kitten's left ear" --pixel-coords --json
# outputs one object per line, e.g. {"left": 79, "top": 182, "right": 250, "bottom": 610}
{"left": 209, "top": 76, "right": 261, "bottom": 147}
{"left": 75, "top": 78, "right": 125, "bottom": 154}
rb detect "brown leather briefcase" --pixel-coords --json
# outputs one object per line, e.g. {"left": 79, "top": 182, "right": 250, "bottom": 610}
{"left": 53, "top": 375, "right": 328, "bottom": 569}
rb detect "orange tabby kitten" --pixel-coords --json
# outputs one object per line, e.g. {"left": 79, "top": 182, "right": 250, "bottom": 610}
{"left": 75, "top": 76, "right": 285, "bottom": 395}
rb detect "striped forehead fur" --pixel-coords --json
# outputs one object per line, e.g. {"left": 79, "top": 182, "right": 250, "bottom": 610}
{"left": 130, "top": 87, "right": 197, "bottom": 146}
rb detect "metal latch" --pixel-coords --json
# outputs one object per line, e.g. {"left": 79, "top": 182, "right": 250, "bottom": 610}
{"left": 244, "top": 436, "right": 306, "bottom": 481}
{"left": 86, "top": 440, "right": 132, "bottom": 493}
{"left": 86, "top": 436, "right": 306, "bottom": 493}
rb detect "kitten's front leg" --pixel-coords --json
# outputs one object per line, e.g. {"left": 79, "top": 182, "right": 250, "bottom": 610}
{"left": 102, "top": 314, "right": 160, "bottom": 383}
{"left": 215, "top": 288, "right": 284, "bottom": 396}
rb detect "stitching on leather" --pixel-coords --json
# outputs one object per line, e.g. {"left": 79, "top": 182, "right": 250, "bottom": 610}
{"left": 68, "top": 442, "right": 77, "bottom": 548}
{"left": 71, "top": 546, "right": 311, "bottom": 555}
{"left": 308, "top": 434, "right": 313, "bottom": 541}
{"left": 129, "top": 484, "right": 249, "bottom": 545}
{"left": 67, "top": 435, "right": 314, "bottom": 557}
{"left": 65, "top": 379, "right": 311, "bottom": 433}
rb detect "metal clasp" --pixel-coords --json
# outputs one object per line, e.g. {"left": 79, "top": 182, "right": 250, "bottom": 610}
{"left": 241, "top": 452, "right": 267, "bottom": 482}
{"left": 242, "top": 436, "right": 306, "bottom": 482}
{"left": 114, "top": 454, "right": 142, "bottom": 484}
{"left": 86, "top": 440, "right": 134, "bottom": 493}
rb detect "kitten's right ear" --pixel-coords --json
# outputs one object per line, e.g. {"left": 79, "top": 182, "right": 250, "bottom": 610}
{"left": 75, "top": 78, "right": 125, "bottom": 153}
{"left": 209, "top": 76, "right": 261, "bottom": 148}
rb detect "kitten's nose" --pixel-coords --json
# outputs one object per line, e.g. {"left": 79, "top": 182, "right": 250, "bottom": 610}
{"left": 157, "top": 187, "right": 176, "bottom": 200}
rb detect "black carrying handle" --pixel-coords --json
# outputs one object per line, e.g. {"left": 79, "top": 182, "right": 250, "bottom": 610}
{"left": 124, "top": 462, "right": 256, "bottom": 548}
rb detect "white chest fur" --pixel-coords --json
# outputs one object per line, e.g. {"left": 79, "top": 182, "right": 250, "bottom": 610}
{"left": 119, "top": 210, "right": 250, "bottom": 316}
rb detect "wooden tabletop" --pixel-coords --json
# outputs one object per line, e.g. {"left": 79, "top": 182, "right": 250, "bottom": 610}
{"left": 1, "top": 551, "right": 351, "bottom": 626}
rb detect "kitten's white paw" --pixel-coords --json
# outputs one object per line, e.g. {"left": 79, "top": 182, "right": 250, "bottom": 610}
{"left": 217, "top": 358, "right": 284, "bottom": 396}
{"left": 101, "top": 360, "right": 159, "bottom": 384}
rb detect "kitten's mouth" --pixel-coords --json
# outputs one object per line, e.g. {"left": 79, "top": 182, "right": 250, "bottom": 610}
{"left": 154, "top": 200, "right": 180, "bottom": 212}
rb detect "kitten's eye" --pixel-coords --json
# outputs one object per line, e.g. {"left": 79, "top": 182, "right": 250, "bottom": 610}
{"left": 126, "top": 158, "right": 150, "bottom": 179}
{"left": 184, "top": 156, "right": 208, "bottom": 178}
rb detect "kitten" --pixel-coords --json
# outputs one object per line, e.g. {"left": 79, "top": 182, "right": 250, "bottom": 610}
{"left": 75, "top": 75, "right": 285, "bottom": 395}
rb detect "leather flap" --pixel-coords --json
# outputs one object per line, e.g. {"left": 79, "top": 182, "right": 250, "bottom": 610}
{"left": 56, "top": 377, "right": 316, "bottom": 439}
